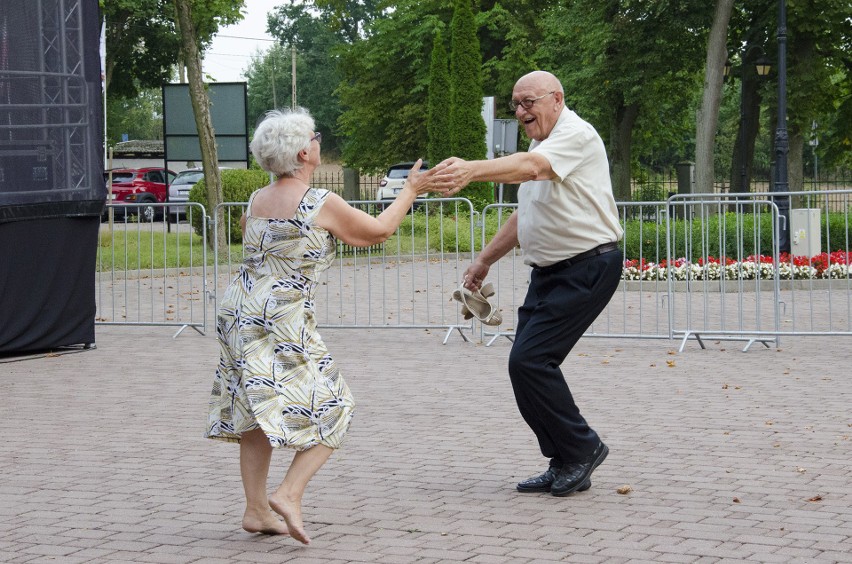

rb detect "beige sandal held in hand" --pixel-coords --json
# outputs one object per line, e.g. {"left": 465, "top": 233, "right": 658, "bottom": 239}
{"left": 452, "top": 282, "right": 503, "bottom": 326}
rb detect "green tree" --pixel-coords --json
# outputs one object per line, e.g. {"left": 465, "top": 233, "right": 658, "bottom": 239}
{"left": 106, "top": 88, "right": 163, "bottom": 146}
{"left": 309, "top": 0, "right": 384, "bottom": 43}
{"left": 102, "top": 0, "right": 181, "bottom": 99}
{"left": 781, "top": 0, "right": 852, "bottom": 183}
{"left": 538, "top": 0, "right": 712, "bottom": 201}
{"left": 477, "top": 0, "right": 548, "bottom": 119}
{"left": 174, "top": 0, "right": 243, "bottom": 252}
{"left": 254, "top": 3, "right": 345, "bottom": 156}
{"left": 695, "top": 0, "right": 734, "bottom": 194}
{"left": 101, "top": 0, "right": 243, "bottom": 100}
{"left": 723, "top": 1, "right": 775, "bottom": 193}
{"left": 427, "top": 30, "right": 452, "bottom": 166}
{"left": 336, "top": 0, "right": 450, "bottom": 171}
{"left": 449, "top": 0, "right": 489, "bottom": 208}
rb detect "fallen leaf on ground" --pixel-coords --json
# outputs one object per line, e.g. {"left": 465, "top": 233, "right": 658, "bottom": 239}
{"left": 733, "top": 497, "right": 741, "bottom": 503}
{"left": 807, "top": 495, "right": 823, "bottom": 502}
{"left": 616, "top": 485, "right": 632, "bottom": 495}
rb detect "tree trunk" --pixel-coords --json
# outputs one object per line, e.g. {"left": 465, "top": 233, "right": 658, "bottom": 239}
{"left": 608, "top": 101, "right": 639, "bottom": 202}
{"left": 173, "top": 0, "right": 225, "bottom": 253}
{"left": 694, "top": 0, "right": 734, "bottom": 195}
{"left": 730, "top": 72, "right": 764, "bottom": 193}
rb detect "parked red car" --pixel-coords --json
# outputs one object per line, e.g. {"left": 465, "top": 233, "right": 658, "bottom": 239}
{"left": 104, "top": 167, "right": 176, "bottom": 221}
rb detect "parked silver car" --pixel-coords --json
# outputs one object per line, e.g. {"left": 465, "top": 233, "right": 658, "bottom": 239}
{"left": 167, "top": 167, "right": 230, "bottom": 219}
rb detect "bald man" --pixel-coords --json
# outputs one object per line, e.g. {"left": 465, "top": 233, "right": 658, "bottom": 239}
{"left": 441, "top": 71, "right": 623, "bottom": 497}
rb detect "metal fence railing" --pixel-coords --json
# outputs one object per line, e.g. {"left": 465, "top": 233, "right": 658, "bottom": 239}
{"left": 96, "top": 202, "right": 207, "bottom": 337}
{"left": 95, "top": 190, "right": 852, "bottom": 352}
{"left": 309, "top": 170, "right": 384, "bottom": 200}
{"left": 211, "top": 198, "right": 477, "bottom": 343}
{"left": 661, "top": 190, "right": 850, "bottom": 350}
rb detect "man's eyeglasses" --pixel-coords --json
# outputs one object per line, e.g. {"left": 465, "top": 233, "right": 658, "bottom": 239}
{"left": 509, "top": 91, "right": 555, "bottom": 112}
{"left": 310, "top": 132, "right": 322, "bottom": 144}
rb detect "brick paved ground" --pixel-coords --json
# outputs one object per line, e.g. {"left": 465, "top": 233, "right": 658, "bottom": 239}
{"left": 1, "top": 323, "right": 850, "bottom": 563}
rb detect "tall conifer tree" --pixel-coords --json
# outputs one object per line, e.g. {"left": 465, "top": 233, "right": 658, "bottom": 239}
{"left": 449, "top": 0, "right": 491, "bottom": 209}
{"left": 427, "top": 31, "right": 452, "bottom": 167}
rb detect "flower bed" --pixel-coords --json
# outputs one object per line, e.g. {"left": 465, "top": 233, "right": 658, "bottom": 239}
{"left": 623, "top": 251, "right": 852, "bottom": 281}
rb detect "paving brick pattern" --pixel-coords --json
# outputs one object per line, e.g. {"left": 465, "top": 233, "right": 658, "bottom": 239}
{"left": 2, "top": 322, "right": 850, "bottom": 563}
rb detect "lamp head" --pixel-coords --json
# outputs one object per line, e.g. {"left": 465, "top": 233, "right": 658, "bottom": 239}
{"left": 755, "top": 56, "right": 771, "bottom": 77}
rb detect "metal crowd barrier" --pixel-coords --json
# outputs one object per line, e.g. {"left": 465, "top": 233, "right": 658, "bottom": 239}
{"left": 666, "top": 190, "right": 852, "bottom": 351}
{"left": 210, "top": 200, "right": 249, "bottom": 321}
{"left": 476, "top": 201, "right": 673, "bottom": 346}
{"left": 477, "top": 204, "right": 524, "bottom": 346}
{"left": 98, "top": 190, "right": 852, "bottom": 353}
{"left": 211, "top": 198, "right": 477, "bottom": 343}
{"left": 96, "top": 202, "right": 208, "bottom": 337}
{"left": 467, "top": 192, "right": 851, "bottom": 351}
{"left": 665, "top": 195, "right": 782, "bottom": 351}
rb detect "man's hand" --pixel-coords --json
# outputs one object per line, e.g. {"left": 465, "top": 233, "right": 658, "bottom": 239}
{"left": 405, "top": 159, "right": 455, "bottom": 196}
{"left": 462, "top": 261, "right": 489, "bottom": 291}
{"left": 438, "top": 157, "right": 475, "bottom": 197}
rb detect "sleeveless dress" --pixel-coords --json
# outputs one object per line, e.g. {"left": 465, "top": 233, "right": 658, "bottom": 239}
{"left": 205, "top": 187, "right": 355, "bottom": 450}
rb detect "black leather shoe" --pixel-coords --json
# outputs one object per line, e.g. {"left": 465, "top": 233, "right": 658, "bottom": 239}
{"left": 516, "top": 466, "right": 558, "bottom": 492}
{"left": 517, "top": 467, "right": 592, "bottom": 493}
{"left": 551, "top": 442, "right": 608, "bottom": 497}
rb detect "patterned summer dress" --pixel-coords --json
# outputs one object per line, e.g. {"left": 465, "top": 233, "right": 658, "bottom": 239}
{"left": 205, "top": 187, "right": 354, "bottom": 450}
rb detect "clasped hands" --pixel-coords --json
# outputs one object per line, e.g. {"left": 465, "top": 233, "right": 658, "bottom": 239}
{"left": 405, "top": 157, "right": 472, "bottom": 197}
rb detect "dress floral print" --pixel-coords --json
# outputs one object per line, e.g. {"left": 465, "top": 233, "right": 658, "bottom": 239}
{"left": 206, "top": 188, "right": 354, "bottom": 450}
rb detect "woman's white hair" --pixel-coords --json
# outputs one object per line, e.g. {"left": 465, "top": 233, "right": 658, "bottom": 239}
{"left": 249, "top": 107, "right": 316, "bottom": 177}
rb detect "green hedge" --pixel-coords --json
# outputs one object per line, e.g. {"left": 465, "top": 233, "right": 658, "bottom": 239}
{"left": 188, "top": 169, "right": 271, "bottom": 244}
{"left": 622, "top": 211, "right": 852, "bottom": 261}
{"left": 392, "top": 209, "right": 504, "bottom": 253}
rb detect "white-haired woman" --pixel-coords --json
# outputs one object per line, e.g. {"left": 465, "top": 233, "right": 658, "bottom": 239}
{"left": 205, "top": 107, "right": 450, "bottom": 544}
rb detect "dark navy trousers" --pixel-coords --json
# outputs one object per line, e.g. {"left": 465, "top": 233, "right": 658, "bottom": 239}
{"left": 507, "top": 249, "right": 622, "bottom": 465}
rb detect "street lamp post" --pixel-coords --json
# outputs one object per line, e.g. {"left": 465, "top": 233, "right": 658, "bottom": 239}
{"left": 773, "top": 0, "right": 791, "bottom": 252}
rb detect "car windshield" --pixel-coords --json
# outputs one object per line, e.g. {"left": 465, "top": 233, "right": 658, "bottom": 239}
{"left": 173, "top": 172, "right": 204, "bottom": 185}
{"left": 387, "top": 168, "right": 410, "bottom": 179}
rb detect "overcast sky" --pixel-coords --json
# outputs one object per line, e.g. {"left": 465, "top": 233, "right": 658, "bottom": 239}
{"left": 202, "top": 0, "right": 281, "bottom": 83}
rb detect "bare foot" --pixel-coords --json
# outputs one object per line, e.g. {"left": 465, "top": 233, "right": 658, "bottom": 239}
{"left": 242, "top": 508, "right": 290, "bottom": 535}
{"left": 268, "top": 493, "right": 311, "bottom": 545}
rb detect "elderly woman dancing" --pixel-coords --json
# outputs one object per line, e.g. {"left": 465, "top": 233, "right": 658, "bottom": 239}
{"left": 205, "top": 107, "right": 450, "bottom": 544}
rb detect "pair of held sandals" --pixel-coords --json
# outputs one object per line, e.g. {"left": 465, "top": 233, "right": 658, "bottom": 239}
{"left": 452, "top": 283, "right": 503, "bottom": 326}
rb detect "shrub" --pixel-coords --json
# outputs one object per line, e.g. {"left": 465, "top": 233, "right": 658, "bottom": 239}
{"left": 188, "top": 169, "right": 271, "bottom": 243}
{"left": 631, "top": 182, "right": 669, "bottom": 203}
{"left": 395, "top": 208, "right": 504, "bottom": 253}
{"left": 824, "top": 211, "right": 852, "bottom": 252}
{"left": 622, "top": 211, "right": 803, "bottom": 262}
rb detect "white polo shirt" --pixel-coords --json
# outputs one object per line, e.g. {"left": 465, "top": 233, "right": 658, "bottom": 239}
{"left": 517, "top": 107, "right": 623, "bottom": 267}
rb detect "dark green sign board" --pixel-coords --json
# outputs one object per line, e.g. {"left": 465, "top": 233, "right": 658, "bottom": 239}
{"left": 162, "top": 83, "right": 248, "bottom": 163}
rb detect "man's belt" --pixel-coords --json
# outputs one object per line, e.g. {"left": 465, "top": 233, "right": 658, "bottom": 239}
{"left": 531, "top": 242, "right": 621, "bottom": 274}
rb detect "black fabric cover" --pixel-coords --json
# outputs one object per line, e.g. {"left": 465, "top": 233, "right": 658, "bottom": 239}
{"left": 0, "top": 0, "right": 103, "bottom": 354}
{"left": 0, "top": 217, "right": 98, "bottom": 353}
